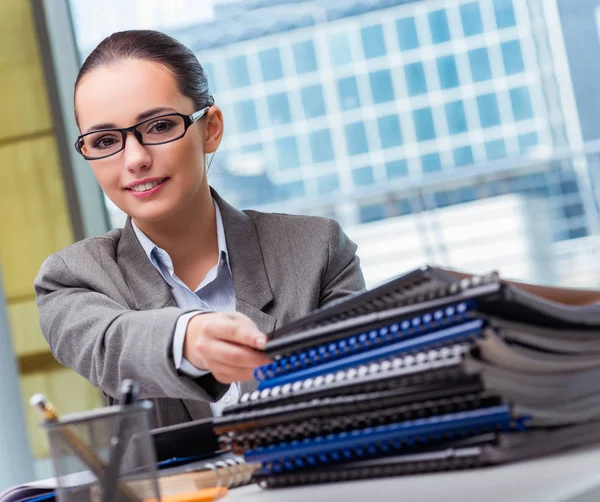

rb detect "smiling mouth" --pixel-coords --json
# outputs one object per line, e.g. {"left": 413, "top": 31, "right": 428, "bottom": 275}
{"left": 127, "top": 178, "right": 168, "bottom": 192}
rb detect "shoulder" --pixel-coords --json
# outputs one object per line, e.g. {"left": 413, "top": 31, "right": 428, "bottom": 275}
{"left": 243, "top": 210, "right": 340, "bottom": 243}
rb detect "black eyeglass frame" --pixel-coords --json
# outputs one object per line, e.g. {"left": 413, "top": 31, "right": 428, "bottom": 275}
{"left": 74, "top": 106, "right": 211, "bottom": 160}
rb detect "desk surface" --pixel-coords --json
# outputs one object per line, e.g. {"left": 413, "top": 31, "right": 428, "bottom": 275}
{"left": 227, "top": 447, "right": 600, "bottom": 502}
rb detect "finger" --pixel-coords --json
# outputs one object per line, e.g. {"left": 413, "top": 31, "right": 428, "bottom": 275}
{"left": 206, "top": 317, "right": 268, "bottom": 350}
{"left": 207, "top": 339, "right": 271, "bottom": 369}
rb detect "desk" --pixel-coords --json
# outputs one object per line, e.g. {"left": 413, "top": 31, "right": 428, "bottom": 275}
{"left": 226, "top": 447, "right": 600, "bottom": 502}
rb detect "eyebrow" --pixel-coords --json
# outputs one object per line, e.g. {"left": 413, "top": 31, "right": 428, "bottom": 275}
{"left": 84, "top": 107, "right": 177, "bottom": 134}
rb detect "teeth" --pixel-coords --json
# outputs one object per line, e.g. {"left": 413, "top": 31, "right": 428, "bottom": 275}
{"left": 131, "top": 180, "right": 162, "bottom": 192}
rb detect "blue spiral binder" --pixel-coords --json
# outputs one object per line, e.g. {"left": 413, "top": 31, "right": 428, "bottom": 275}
{"left": 245, "top": 405, "right": 526, "bottom": 474}
{"left": 255, "top": 300, "right": 476, "bottom": 386}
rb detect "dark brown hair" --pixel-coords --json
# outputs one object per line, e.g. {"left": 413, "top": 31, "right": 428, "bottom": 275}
{"left": 75, "top": 30, "right": 214, "bottom": 112}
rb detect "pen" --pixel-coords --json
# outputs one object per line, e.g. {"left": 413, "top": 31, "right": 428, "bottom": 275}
{"left": 30, "top": 393, "right": 140, "bottom": 502}
{"left": 103, "top": 380, "right": 141, "bottom": 502}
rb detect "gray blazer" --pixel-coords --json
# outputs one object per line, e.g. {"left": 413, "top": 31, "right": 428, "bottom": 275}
{"left": 34, "top": 190, "right": 365, "bottom": 428}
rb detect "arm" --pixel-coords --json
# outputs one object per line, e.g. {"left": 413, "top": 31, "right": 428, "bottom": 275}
{"left": 34, "top": 253, "right": 224, "bottom": 401}
{"left": 319, "top": 219, "right": 366, "bottom": 306}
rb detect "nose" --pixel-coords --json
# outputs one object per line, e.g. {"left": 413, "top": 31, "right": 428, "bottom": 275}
{"left": 122, "top": 130, "right": 152, "bottom": 173}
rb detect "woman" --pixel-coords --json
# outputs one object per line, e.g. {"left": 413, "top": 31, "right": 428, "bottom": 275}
{"left": 34, "top": 30, "right": 365, "bottom": 428}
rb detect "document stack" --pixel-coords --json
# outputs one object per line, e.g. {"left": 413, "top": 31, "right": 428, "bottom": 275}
{"left": 213, "top": 266, "right": 600, "bottom": 488}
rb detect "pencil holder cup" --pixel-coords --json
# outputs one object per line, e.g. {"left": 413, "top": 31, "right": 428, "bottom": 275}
{"left": 42, "top": 401, "right": 160, "bottom": 502}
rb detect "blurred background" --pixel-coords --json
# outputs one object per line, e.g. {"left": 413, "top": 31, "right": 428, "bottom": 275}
{"left": 2, "top": 0, "right": 600, "bottom": 486}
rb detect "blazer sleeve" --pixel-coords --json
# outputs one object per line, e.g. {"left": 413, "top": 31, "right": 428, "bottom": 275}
{"left": 34, "top": 253, "right": 228, "bottom": 402}
{"left": 319, "top": 219, "right": 366, "bottom": 306}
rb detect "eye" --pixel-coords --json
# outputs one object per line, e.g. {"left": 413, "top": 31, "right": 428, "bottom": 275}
{"left": 147, "top": 119, "right": 175, "bottom": 134}
{"left": 92, "top": 135, "right": 120, "bottom": 150}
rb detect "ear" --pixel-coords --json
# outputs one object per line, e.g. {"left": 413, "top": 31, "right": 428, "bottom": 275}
{"left": 204, "top": 105, "right": 224, "bottom": 154}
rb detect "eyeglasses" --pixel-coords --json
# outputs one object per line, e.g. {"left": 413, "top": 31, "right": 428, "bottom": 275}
{"left": 74, "top": 107, "right": 211, "bottom": 160}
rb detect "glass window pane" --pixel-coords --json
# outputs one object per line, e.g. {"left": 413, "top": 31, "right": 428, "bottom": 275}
{"left": 378, "top": 115, "right": 403, "bottom": 149}
{"left": 279, "top": 180, "right": 305, "bottom": 199}
{"left": 316, "top": 174, "right": 340, "bottom": 193}
{"left": 405, "top": 62, "right": 427, "bottom": 96}
{"left": 501, "top": 40, "right": 525, "bottom": 75}
{"left": 266, "top": 92, "right": 292, "bottom": 125}
{"left": 494, "top": 0, "right": 517, "bottom": 29}
{"left": 344, "top": 122, "right": 369, "bottom": 155}
{"left": 429, "top": 10, "right": 451, "bottom": 44}
{"left": 259, "top": 48, "right": 284, "bottom": 81}
{"left": 413, "top": 108, "right": 436, "bottom": 141}
{"left": 396, "top": 17, "right": 419, "bottom": 50}
{"left": 453, "top": 145, "right": 474, "bottom": 167}
{"left": 485, "top": 139, "right": 507, "bottom": 160}
{"left": 445, "top": 100, "right": 468, "bottom": 135}
{"left": 226, "top": 55, "right": 250, "bottom": 88}
{"left": 369, "top": 69, "right": 395, "bottom": 104}
{"left": 329, "top": 32, "right": 353, "bottom": 66}
{"left": 359, "top": 204, "right": 385, "bottom": 223}
{"left": 468, "top": 48, "right": 492, "bottom": 82}
{"left": 510, "top": 87, "right": 534, "bottom": 121}
{"left": 518, "top": 132, "right": 538, "bottom": 152}
{"left": 202, "top": 62, "right": 218, "bottom": 93}
{"left": 422, "top": 152, "right": 442, "bottom": 172}
{"left": 309, "top": 129, "right": 335, "bottom": 163}
{"left": 460, "top": 2, "right": 484, "bottom": 37}
{"left": 275, "top": 136, "right": 300, "bottom": 169}
{"left": 233, "top": 100, "right": 258, "bottom": 132}
{"left": 477, "top": 93, "right": 501, "bottom": 128}
{"left": 337, "top": 76, "right": 361, "bottom": 110}
{"left": 301, "top": 85, "right": 326, "bottom": 119}
{"left": 437, "top": 55, "right": 459, "bottom": 89}
{"left": 352, "top": 166, "right": 375, "bottom": 186}
{"left": 386, "top": 159, "right": 409, "bottom": 178}
{"left": 361, "top": 24, "right": 386, "bottom": 59}
{"left": 293, "top": 40, "right": 318, "bottom": 74}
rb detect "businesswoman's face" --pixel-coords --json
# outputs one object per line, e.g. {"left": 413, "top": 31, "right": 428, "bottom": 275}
{"left": 74, "top": 58, "right": 223, "bottom": 224}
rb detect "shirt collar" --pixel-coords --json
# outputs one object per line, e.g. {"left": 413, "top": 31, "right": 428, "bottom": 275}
{"left": 131, "top": 198, "right": 230, "bottom": 272}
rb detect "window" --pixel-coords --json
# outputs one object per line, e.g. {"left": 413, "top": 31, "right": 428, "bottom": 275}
{"left": 437, "top": 55, "right": 459, "bottom": 89}
{"left": 460, "top": 2, "right": 484, "bottom": 37}
{"left": 361, "top": 24, "right": 386, "bottom": 59}
{"left": 485, "top": 139, "right": 507, "bottom": 160}
{"left": 477, "top": 93, "right": 501, "bottom": 128}
{"left": 275, "top": 136, "right": 300, "bottom": 169}
{"left": 301, "top": 85, "right": 326, "bottom": 119}
{"left": 413, "top": 108, "right": 436, "bottom": 141}
{"left": 494, "top": 0, "right": 517, "bottom": 29}
{"left": 293, "top": 40, "right": 318, "bottom": 74}
{"left": 429, "top": 10, "right": 451, "bottom": 44}
{"left": 468, "top": 48, "right": 492, "bottom": 82}
{"left": 329, "top": 32, "right": 353, "bottom": 66}
{"left": 501, "top": 40, "right": 525, "bottom": 75}
{"left": 258, "top": 48, "right": 283, "bottom": 81}
{"left": 518, "top": 132, "right": 538, "bottom": 152}
{"left": 233, "top": 100, "right": 258, "bottom": 132}
{"left": 337, "top": 76, "right": 361, "bottom": 110}
{"left": 422, "top": 153, "right": 442, "bottom": 173}
{"left": 453, "top": 145, "right": 474, "bottom": 167}
{"left": 226, "top": 55, "right": 250, "bottom": 88}
{"left": 279, "top": 181, "right": 305, "bottom": 199}
{"left": 266, "top": 92, "right": 292, "bottom": 125}
{"left": 352, "top": 165, "right": 375, "bottom": 185}
{"left": 386, "top": 159, "right": 409, "bottom": 178}
{"left": 510, "top": 87, "right": 534, "bottom": 121}
{"left": 396, "top": 17, "right": 419, "bottom": 50}
{"left": 202, "top": 62, "right": 218, "bottom": 93}
{"left": 378, "top": 115, "right": 403, "bottom": 149}
{"left": 405, "top": 62, "right": 427, "bottom": 96}
{"left": 309, "top": 129, "right": 335, "bottom": 163}
{"left": 369, "top": 69, "right": 395, "bottom": 104}
{"left": 344, "top": 122, "right": 369, "bottom": 155}
{"left": 359, "top": 204, "right": 386, "bottom": 223}
{"left": 316, "top": 174, "right": 340, "bottom": 193}
{"left": 445, "top": 100, "right": 468, "bottom": 135}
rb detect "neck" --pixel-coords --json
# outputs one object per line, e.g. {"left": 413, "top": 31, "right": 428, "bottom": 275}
{"left": 133, "top": 185, "right": 218, "bottom": 269}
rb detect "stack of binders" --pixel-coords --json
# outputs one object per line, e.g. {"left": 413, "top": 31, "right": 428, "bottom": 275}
{"left": 213, "top": 266, "right": 600, "bottom": 488}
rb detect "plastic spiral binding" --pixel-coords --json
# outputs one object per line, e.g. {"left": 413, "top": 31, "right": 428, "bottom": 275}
{"left": 245, "top": 405, "right": 524, "bottom": 474}
{"left": 257, "top": 318, "right": 485, "bottom": 389}
{"left": 210, "top": 456, "right": 256, "bottom": 488}
{"left": 225, "top": 344, "right": 471, "bottom": 414}
{"left": 255, "top": 301, "right": 476, "bottom": 383}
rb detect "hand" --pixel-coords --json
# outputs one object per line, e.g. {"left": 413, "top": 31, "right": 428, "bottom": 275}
{"left": 183, "top": 312, "right": 272, "bottom": 384}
